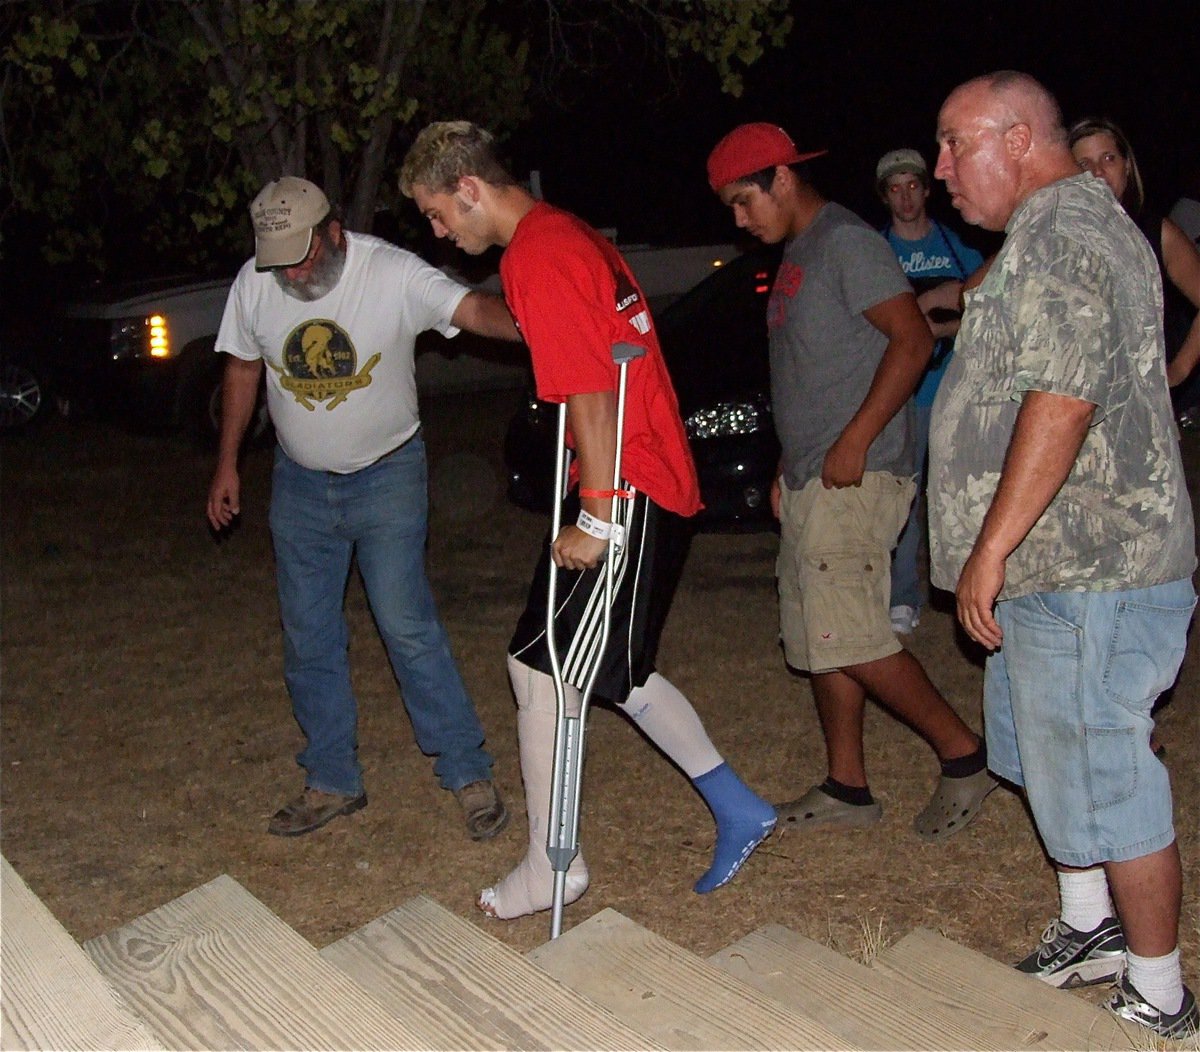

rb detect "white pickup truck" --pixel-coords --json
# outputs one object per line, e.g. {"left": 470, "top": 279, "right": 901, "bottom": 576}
{"left": 50, "top": 241, "right": 738, "bottom": 443}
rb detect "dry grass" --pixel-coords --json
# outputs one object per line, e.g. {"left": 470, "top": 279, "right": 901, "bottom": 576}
{"left": 2, "top": 390, "right": 1197, "bottom": 1008}
{"left": 852, "top": 911, "right": 889, "bottom": 965}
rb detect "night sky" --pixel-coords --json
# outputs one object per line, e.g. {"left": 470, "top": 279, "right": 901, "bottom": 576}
{"left": 7, "top": 0, "right": 1197, "bottom": 289}
{"left": 506, "top": 1, "right": 1199, "bottom": 253}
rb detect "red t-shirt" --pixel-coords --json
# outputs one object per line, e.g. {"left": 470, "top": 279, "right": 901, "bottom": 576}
{"left": 500, "top": 202, "right": 701, "bottom": 517}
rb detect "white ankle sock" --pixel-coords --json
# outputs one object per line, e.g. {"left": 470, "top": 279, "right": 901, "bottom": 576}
{"left": 1056, "top": 868, "right": 1113, "bottom": 933}
{"left": 1126, "top": 948, "right": 1184, "bottom": 1016}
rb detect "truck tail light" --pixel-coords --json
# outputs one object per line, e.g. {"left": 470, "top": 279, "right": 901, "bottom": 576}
{"left": 111, "top": 314, "right": 172, "bottom": 361}
{"left": 148, "top": 315, "right": 170, "bottom": 358}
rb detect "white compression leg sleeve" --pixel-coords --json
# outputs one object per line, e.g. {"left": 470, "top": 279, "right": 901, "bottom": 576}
{"left": 479, "top": 656, "right": 589, "bottom": 920}
{"left": 618, "top": 672, "right": 724, "bottom": 778}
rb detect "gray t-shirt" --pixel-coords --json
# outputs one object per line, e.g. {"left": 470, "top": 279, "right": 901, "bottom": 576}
{"left": 768, "top": 202, "right": 914, "bottom": 488}
{"left": 1168, "top": 195, "right": 1200, "bottom": 243}
{"left": 929, "top": 174, "right": 1196, "bottom": 598}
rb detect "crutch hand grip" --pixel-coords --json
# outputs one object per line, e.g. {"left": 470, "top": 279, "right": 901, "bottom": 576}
{"left": 611, "top": 341, "right": 647, "bottom": 365}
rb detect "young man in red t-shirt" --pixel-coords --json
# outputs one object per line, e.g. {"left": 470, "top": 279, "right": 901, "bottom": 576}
{"left": 401, "top": 120, "right": 775, "bottom": 920}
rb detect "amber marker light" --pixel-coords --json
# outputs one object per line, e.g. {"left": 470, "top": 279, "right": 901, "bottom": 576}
{"left": 148, "top": 315, "right": 170, "bottom": 358}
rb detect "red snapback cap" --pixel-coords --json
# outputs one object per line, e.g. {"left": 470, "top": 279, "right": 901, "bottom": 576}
{"left": 707, "top": 123, "right": 827, "bottom": 192}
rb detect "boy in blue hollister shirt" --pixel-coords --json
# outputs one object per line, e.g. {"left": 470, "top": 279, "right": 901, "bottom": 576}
{"left": 876, "top": 148, "right": 984, "bottom": 633}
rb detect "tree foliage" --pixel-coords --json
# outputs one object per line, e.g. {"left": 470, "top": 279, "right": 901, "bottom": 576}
{"left": 1, "top": 0, "right": 791, "bottom": 274}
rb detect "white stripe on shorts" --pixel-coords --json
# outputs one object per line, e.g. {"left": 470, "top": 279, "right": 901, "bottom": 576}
{"left": 560, "top": 490, "right": 637, "bottom": 688}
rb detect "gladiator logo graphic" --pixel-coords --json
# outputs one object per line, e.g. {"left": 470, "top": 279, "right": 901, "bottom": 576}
{"left": 273, "top": 319, "right": 380, "bottom": 410}
{"left": 613, "top": 267, "right": 651, "bottom": 335}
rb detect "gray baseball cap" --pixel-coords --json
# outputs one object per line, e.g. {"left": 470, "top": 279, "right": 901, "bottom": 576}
{"left": 876, "top": 148, "right": 928, "bottom": 186}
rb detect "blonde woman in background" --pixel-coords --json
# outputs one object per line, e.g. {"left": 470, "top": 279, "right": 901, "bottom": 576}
{"left": 1069, "top": 117, "right": 1200, "bottom": 389}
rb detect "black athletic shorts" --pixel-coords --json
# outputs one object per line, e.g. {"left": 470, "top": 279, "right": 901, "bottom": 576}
{"left": 508, "top": 488, "right": 693, "bottom": 706}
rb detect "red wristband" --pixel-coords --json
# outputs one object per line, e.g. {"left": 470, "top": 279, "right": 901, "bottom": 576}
{"left": 578, "top": 487, "right": 633, "bottom": 500}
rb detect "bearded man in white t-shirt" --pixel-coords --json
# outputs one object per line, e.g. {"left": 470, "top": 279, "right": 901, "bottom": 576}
{"left": 206, "top": 177, "right": 520, "bottom": 839}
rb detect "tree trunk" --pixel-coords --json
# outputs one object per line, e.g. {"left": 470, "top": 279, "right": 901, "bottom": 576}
{"left": 344, "top": 0, "right": 426, "bottom": 232}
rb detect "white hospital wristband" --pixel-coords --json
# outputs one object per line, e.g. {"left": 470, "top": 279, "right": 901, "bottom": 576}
{"left": 576, "top": 510, "right": 612, "bottom": 540}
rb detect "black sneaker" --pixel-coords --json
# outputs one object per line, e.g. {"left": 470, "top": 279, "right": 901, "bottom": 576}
{"left": 1014, "top": 917, "right": 1126, "bottom": 988}
{"left": 1107, "top": 976, "right": 1198, "bottom": 1040}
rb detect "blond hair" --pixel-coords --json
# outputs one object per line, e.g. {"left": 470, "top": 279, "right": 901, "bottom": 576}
{"left": 399, "top": 121, "right": 516, "bottom": 197}
{"left": 1068, "top": 116, "right": 1146, "bottom": 215}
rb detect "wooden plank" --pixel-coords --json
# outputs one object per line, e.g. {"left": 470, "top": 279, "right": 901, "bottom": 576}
{"left": 709, "top": 924, "right": 1006, "bottom": 1050}
{"left": 872, "top": 928, "right": 1138, "bottom": 1050}
{"left": 321, "top": 894, "right": 662, "bottom": 1051}
{"left": 83, "top": 873, "right": 446, "bottom": 1050}
{"left": 527, "top": 908, "right": 856, "bottom": 1050}
{"left": 1, "top": 855, "right": 161, "bottom": 1051}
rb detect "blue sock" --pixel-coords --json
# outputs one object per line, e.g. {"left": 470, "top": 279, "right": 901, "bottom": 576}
{"left": 691, "top": 763, "right": 777, "bottom": 894}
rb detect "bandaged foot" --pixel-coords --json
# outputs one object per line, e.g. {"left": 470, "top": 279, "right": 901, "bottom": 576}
{"left": 478, "top": 853, "right": 590, "bottom": 919}
{"left": 482, "top": 656, "right": 590, "bottom": 920}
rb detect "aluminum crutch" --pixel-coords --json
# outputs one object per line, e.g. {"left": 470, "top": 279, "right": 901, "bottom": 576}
{"left": 545, "top": 341, "right": 646, "bottom": 939}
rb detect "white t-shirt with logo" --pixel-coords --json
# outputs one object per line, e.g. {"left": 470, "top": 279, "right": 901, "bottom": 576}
{"left": 216, "top": 231, "right": 468, "bottom": 473}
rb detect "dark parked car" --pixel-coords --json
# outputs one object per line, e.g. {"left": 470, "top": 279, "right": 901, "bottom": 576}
{"left": 1, "top": 311, "right": 62, "bottom": 434}
{"left": 503, "top": 246, "right": 782, "bottom": 529}
{"left": 0, "top": 349, "right": 53, "bottom": 433}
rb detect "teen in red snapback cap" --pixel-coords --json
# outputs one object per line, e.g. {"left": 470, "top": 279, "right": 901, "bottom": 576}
{"left": 706, "top": 123, "right": 827, "bottom": 192}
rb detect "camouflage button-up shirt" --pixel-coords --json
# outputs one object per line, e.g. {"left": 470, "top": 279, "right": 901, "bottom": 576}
{"left": 928, "top": 174, "right": 1195, "bottom": 599}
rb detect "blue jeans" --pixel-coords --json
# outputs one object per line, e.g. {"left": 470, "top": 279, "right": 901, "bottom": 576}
{"left": 890, "top": 402, "right": 930, "bottom": 611}
{"left": 985, "top": 579, "right": 1194, "bottom": 867}
{"left": 268, "top": 435, "right": 493, "bottom": 796}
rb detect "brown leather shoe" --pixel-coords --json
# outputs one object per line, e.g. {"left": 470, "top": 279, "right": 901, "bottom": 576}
{"left": 267, "top": 787, "right": 367, "bottom": 837}
{"left": 454, "top": 779, "right": 509, "bottom": 841}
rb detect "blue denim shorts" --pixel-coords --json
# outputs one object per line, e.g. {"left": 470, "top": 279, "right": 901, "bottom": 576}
{"left": 985, "top": 579, "right": 1194, "bottom": 867}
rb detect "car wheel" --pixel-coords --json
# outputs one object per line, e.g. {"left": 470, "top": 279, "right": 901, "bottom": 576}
{"left": 0, "top": 357, "right": 51, "bottom": 433}
{"left": 185, "top": 353, "right": 272, "bottom": 449}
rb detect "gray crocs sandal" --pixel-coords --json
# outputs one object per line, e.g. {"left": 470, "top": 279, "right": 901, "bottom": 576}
{"left": 775, "top": 784, "right": 882, "bottom": 830}
{"left": 913, "top": 767, "right": 997, "bottom": 841}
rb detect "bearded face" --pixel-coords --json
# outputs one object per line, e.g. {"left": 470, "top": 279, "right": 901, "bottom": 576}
{"left": 275, "top": 227, "right": 348, "bottom": 301}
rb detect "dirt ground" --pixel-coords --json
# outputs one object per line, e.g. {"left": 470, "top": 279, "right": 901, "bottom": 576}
{"left": 2, "top": 388, "right": 1197, "bottom": 995}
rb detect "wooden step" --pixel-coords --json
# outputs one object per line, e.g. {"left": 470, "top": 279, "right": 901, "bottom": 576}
{"left": 709, "top": 923, "right": 1006, "bottom": 1050}
{"left": 528, "top": 907, "right": 857, "bottom": 1050}
{"left": 83, "top": 873, "right": 451, "bottom": 1050}
{"left": 1, "top": 855, "right": 162, "bottom": 1051}
{"left": 321, "top": 894, "right": 661, "bottom": 1050}
{"left": 871, "top": 928, "right": 1137, "bottom": 1050}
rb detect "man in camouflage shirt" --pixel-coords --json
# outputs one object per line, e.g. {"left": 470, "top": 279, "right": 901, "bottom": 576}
{"left": 930, "top": 72, "right": 1197, "bottom": 1039}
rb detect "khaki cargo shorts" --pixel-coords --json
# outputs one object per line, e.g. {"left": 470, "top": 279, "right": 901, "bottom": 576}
{"left": 777, "top": 471, "right": 916, "bottom": 673}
